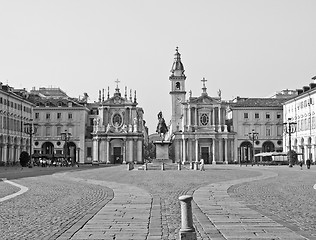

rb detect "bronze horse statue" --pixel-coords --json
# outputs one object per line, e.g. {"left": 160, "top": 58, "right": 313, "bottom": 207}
{"left": 156, "top": 111, "right": 168, "bottom": 140}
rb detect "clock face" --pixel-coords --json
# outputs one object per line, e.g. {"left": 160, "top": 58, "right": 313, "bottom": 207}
{"left": 177, "top": 97, "right": 182, "bottom": 103}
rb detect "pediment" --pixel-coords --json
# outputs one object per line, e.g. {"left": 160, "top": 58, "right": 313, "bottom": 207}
{"left": 103, "top": 95, "right": 133, "bottom": 105}
{"left": 190, "top": 95, "right": 221, "bottom": 105}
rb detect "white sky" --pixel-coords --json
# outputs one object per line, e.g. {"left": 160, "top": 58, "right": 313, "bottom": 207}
{"left": 1, "top": 0, "right": 316, "bottom": 133}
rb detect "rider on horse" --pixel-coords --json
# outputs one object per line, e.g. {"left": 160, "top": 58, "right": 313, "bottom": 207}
{"left": 156, "top": 111, "right": 168, "bottom": 140}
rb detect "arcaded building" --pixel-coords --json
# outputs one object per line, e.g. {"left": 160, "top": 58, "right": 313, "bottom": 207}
{"left": 283, "top": 78, "right": 316, "bottom": 163}
{"left": 0, "top": 83, "right": 34, "bottom": 164}
{"left": 28, "top": 87, "right": 89, "bottom": 164}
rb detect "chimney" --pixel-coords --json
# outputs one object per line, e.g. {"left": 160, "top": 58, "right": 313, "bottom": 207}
{"left": 303, "top": 86, "right": 310, "bottom": 92}
{"left": 309, "top": 83, "right": 316, "bottom": 89}
{"left": 297, "top": 89, "right": 303, "bottom": 95}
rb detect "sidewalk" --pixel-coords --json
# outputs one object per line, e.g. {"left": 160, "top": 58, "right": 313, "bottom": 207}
{"left": 56, "top": 167, "right": 309, "bottom": 240}
{"left": 191, "top": 168, "right": 308, "bottom": 239}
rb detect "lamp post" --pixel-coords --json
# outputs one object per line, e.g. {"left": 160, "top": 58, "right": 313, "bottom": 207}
{"left": 248, "top": 129, "right": 259, "bottom": 166}
{"left": 283, "top": 118, "right": 297, "bottom": 167}
{"left": 61, "top": 130, "right": 72, "bottom": 166}
{"left": 24, "top": 119, "right": 37, "bottom": 168}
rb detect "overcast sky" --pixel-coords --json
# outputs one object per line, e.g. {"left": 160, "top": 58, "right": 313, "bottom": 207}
{"left": 1, "top": 0, "right": 316, "bottom": 133}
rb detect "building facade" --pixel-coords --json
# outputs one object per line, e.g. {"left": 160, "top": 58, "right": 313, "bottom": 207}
{"left": 92, "top": 84, "right": 145, "bottom": 164}
{"left": 0, "top": 83, "right": 34, "bottom": 164}
{"left": 283, "top": 79, "right": 316, "bottom": 163}
{"left": 169, "top": 48, "right": 235, "bottom": 164}
{"left": 227, "top": 90, "right": 296, "bottom": 163}
{"left": 28, "top": 87, "right": 89, "bottom": 164}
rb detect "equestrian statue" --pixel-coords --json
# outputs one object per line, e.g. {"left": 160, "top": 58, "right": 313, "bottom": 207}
{"left": 156, "top": 111, "right": 168, "bottom": 141}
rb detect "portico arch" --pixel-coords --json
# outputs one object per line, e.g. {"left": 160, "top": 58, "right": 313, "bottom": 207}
{"left": 240, "top": 141, "right": 252, "bottom": 163}
{"left": 42, "top": 142, "right": 54, "bottom": 158}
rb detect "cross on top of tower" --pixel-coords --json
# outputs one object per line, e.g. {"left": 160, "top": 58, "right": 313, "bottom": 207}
{"left": 114, "top": 78, "right": 121, "bottom": 96}
{"left": 115, "top": 78, "right": 120, "bottom": 87}
{"left": 201, "top": 77, "right": 208, "bottom": 95}
{"left": 201, "top": 77, "right": 207, "bottom": 87}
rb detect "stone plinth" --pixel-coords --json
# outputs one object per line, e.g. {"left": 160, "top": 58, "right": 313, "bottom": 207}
{"left": 154, "top": 141, "right": 171, "bottom": 160}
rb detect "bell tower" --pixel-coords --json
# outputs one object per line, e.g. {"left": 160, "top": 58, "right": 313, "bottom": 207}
{"left": 169, "top": 47, "right": 186, "bottom": 132}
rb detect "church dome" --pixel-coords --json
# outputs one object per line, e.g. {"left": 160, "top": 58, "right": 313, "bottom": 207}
{"left": 170, "top": 47, "right": 185, "bottom": 76}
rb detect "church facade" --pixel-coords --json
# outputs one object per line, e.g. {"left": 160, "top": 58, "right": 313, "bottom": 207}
{"left": 92, "top": 83, "right": 145, "bottom": 164}
{"left": 169, "top": 48, "right": 235, "bottom": 164}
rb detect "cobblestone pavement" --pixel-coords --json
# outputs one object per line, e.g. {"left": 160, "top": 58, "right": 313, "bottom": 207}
{"left": 65, "top": 165, "right": 261, "bottom": 240}
{"left": 1, "top": 165, "right": 315, "bottom": 239}
{"left": 229, "top": 165, "right": 316, "bottom": 240}
{"left": 0, "top": 179, "right": 20, "bottom": 198}
{"left": 0, "top": 174, "right": 113, "bottom": 240}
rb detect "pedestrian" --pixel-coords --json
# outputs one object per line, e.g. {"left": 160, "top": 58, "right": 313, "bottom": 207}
{"left": 200, "top": 158, "right": 205, "bottom": 171}
{"left": 300, "top": 161, "right": 303, "bottom": 170}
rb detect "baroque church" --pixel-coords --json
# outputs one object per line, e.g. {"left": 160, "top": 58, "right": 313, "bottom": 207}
{"left": 169, "top": 48, "right": 235, "bottom": 164}
{"left": 92, "top": 82, "right": 145, "bottom": 164}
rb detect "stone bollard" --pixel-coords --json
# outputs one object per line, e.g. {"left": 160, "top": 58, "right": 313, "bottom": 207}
{"left": 144, "top": 162, "right": 147, "bottom": 171}
{"left": 178, "top": 162, "right": 181, "bottom": 171}
{"left": 127, "top": 162, "right": 134, "bottom": 171}
{"left": 194, "top": 162, "right": 199, "bottom": 170}
{"left": 190, "top": 162, "right": 193, "bottom": 170}
{"left": 179, "top": 195, "right": 196, "bottom": 240}
{"left": 161, "top": 162, "right": 165, "bottom": 171}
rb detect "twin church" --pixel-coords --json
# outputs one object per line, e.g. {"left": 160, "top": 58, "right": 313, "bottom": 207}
{"left": 92, "top": 48, "right": 234, "bottom": 164}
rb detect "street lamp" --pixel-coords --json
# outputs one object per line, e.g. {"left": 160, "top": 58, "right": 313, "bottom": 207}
{"left": 24, "top": 119, "right": 37, "bottom": 168}
{"left": 61, "top": 130, "right": 72, "bottom": 166}
{"left": 248, "top": 129, "right": 259, "bottom": 166}
{"left": 283, "top": 118, "right": 297, "bottom": 167}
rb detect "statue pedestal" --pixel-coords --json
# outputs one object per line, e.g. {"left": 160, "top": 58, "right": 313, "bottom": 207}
{"left": 154, "top": 141, "right": 171, "bottom": 161}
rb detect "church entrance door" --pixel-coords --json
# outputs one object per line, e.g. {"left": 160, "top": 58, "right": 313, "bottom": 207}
{"left": 113, "top": 147, "right": 122, "bottom": 164}
{"left": 201, "top": 147, "right": 209, "bottom": 164}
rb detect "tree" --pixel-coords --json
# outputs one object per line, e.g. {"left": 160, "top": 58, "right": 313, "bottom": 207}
{"left": 20, "top": 151, "right": 30, "bottom": 167}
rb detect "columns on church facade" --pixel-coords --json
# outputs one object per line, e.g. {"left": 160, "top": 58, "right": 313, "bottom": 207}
{"left": 106, "top": 139, "right": 110, "bottom": 163}
{"left": 212, "top": 139, "right": 216, "bottom": 164}
{"left": 224, "top": 139, "right": 228, "bottom": 164}
{"left": 182, "top": 136, "right": 186, "bottom": 163}
{"left": 128, "top": 139, "right": 133, "bottom": 163}
{"left": 218, "top": 107, "right": 222, "bottom": 132}
{"left": 92, "top": 137, "right": 99, "bottom": 162}
{"left": 99, "top": 138, "right": 106, "bottom": 162}
{"left": 219, "top": 139, "right": 223, "bottom": 162}
{"left": 188, "top": 106, "right": 192, "bottom": 131}
{"left": 174, "top": 139, "right": 181, "bottom": 163}
{"left": 195, "top": 138, "right": 199, "bottom": 162}
{"left": 137, "top": 139, "right": 142, "bottom": 163}
{"left": 123, "top": 139, "right": 126, "bottom": 163}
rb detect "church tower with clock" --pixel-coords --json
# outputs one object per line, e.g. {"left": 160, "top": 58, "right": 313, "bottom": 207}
{"left": 169, "top": 47, "right": 186, "bottom": 131}
{"left": 168, "top": 48, "right": 235, "bottom": 164}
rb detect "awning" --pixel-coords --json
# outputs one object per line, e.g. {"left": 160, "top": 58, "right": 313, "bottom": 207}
{"left": 254, "top": 152, "right": 287, "bottom": 157}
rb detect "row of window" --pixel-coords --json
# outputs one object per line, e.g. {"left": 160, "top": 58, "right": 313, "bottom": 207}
{"left": 35, "top": 126, "right": 73, "bottom": 137}
{"left": 297, "top": 116, "right": 316, "bottom": 132}
{"left": 0, "top": 117, "right": 33, "bottom": 133}
{"left": 243, "top": 125, "right": 283, "bottom": 137}
{"left": 0, "top": 97, "right": 32, "bottom": 113}
{"left": 287, "top": 98, "right": 314, "bottom": 113}
{"left": 243, "top": 112, "right": 282, "bottom": 120}
{"left": 35, "top": 112, "right": 73, "bottom": 120}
